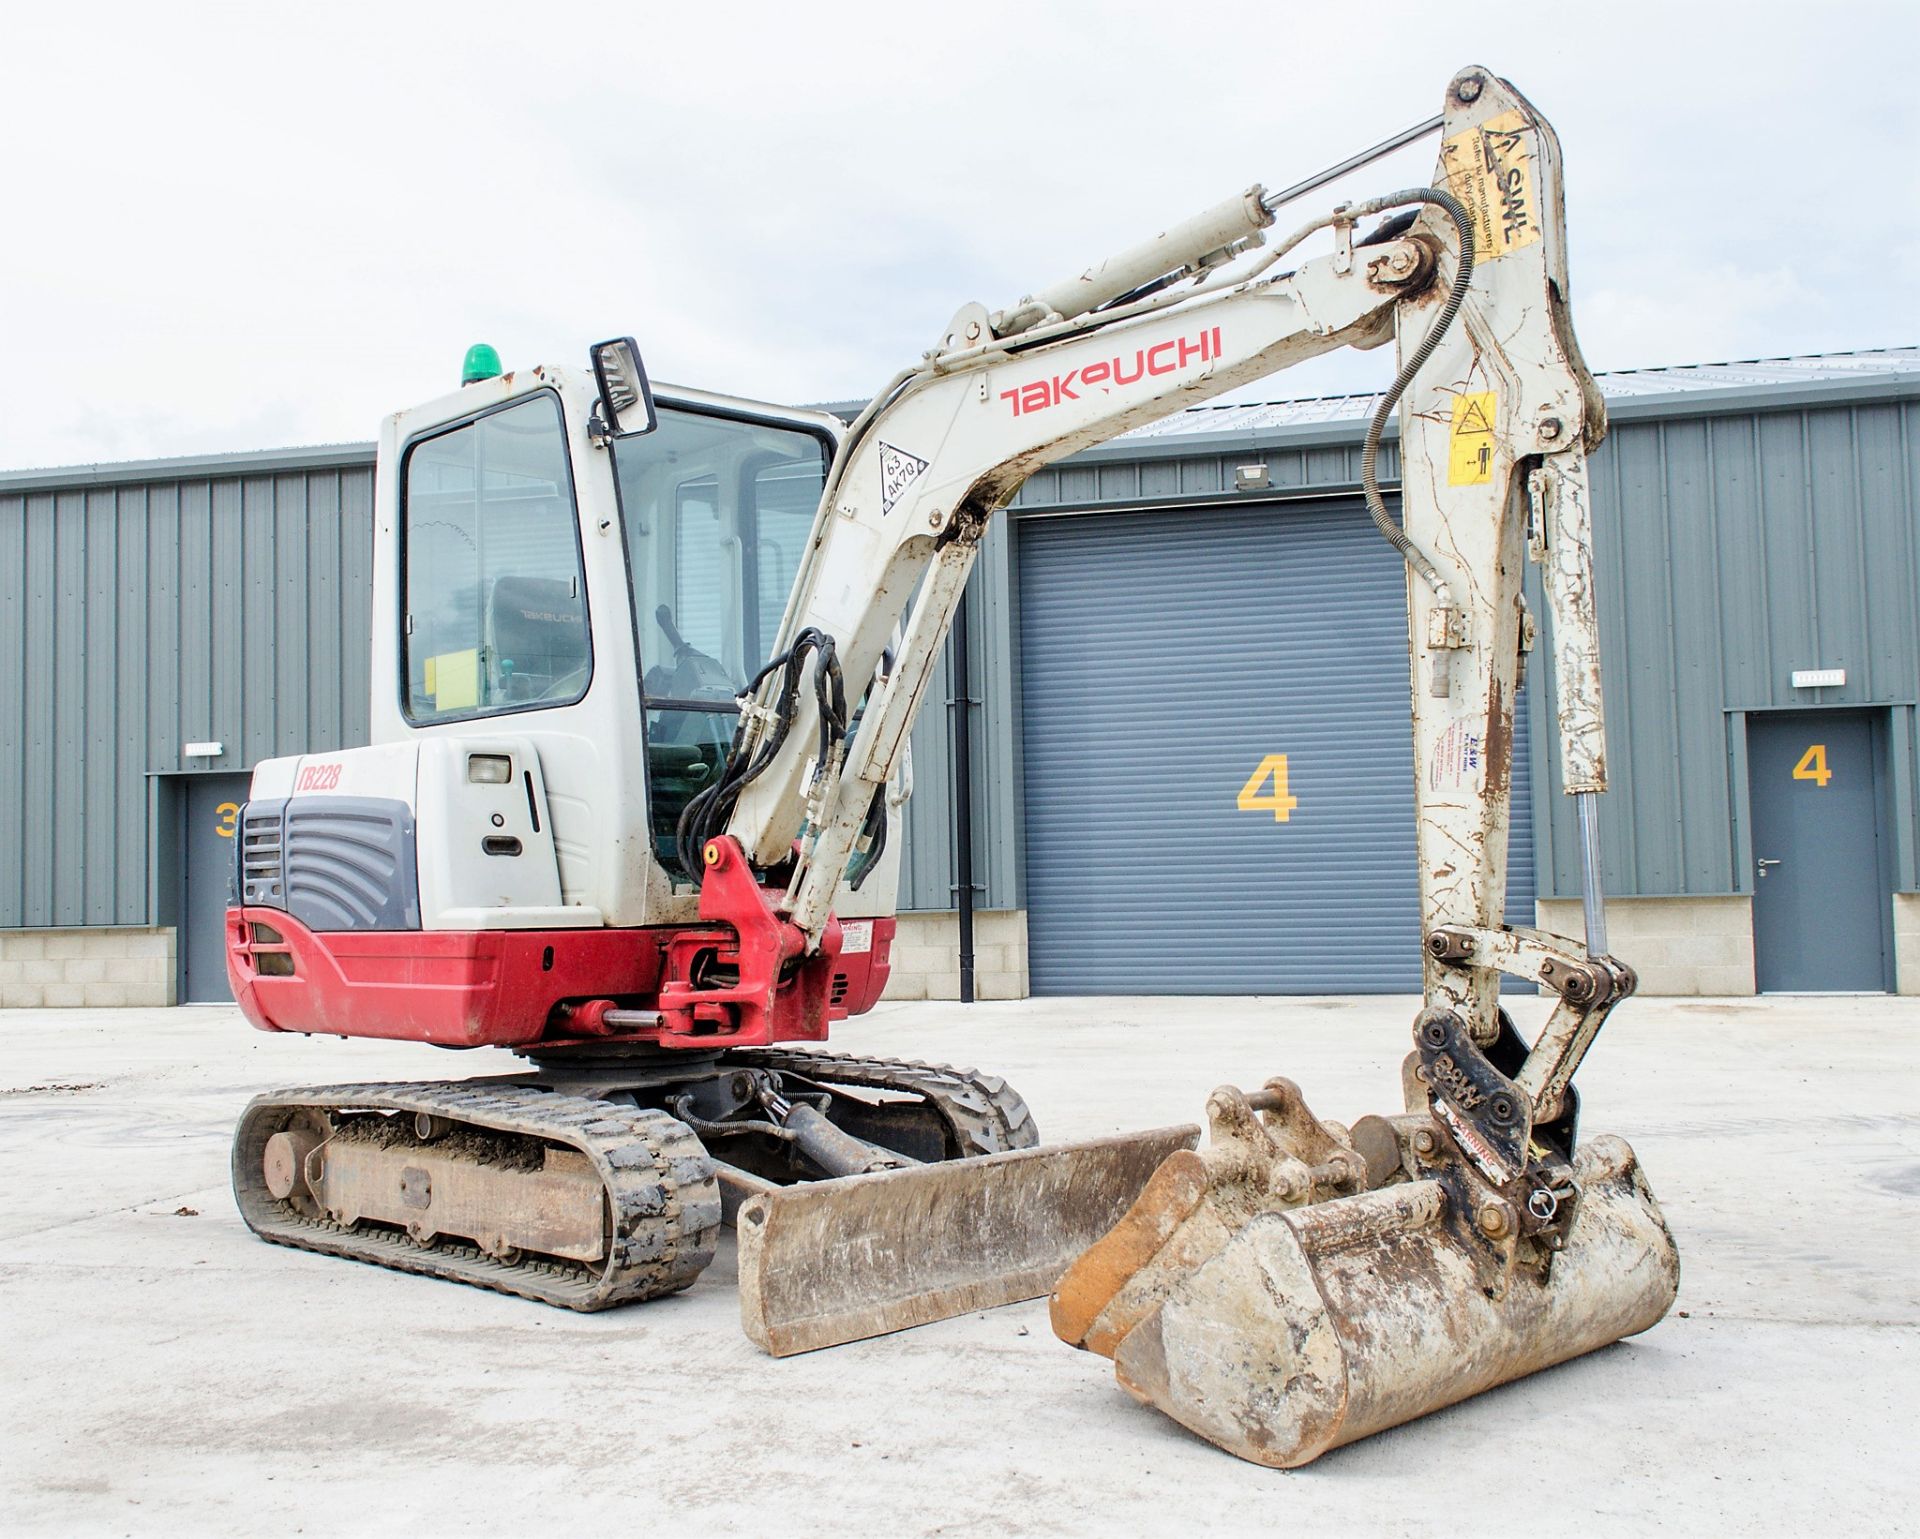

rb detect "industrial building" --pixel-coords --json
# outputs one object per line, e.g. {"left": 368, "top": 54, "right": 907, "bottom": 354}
{"left": 1, "top": 348, "right": 1914, "bottom": 1006}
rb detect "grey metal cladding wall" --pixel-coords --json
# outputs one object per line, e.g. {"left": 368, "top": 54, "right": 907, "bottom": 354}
{"left": 0, "top": 464, "right": 374, "bottom": 928}
{"left": 1533, "top": 398, "right": 1920, "bottom": 898}
{"left": 1013, "top": 438, "right": 1394, "bottom": 512}
{"left": 895, "top": 517, "right": 1022, "bottom": 912}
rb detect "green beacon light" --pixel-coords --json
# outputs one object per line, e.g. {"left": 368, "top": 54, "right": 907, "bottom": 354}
{"left": 461, "top": 342, "right": 503, "bottom": 386}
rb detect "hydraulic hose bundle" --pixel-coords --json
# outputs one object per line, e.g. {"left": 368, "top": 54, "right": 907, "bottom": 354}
{"left": 676, "top": 628, "right": 846, "bottom": 883}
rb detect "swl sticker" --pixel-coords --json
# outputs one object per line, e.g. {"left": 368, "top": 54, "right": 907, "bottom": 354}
{"left": 1440, "top": 108, "right": 1542, "bottom": 261}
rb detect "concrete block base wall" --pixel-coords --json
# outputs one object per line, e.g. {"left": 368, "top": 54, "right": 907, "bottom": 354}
{"left": 1895, "top": 893, "right": 1920, "bottom": 996}
{"left": 1, "top": 898, "right": 1911, "bottom": 1007}
{"left": 0, "top": 928, "right": 176, "bottom": 1008}
{"left": 1536, "top": 896, "right": 1756, "bottom": 995}
{"left": 882, "top": 910, "right": 1029, "bottom": 1001}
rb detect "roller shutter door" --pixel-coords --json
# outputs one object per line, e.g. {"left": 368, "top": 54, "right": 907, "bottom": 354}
{"left": 1017, "top": 498, "right": 1533, "bottom": 994}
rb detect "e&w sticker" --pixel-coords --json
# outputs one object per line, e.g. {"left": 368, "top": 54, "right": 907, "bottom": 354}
{"left": 1428, "top": 718, "right": 1484, "bottom": 792}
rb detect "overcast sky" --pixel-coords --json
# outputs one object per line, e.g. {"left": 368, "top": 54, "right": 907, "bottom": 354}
{"left": 2, "top": 1, "right": 1915, "bottom": 470}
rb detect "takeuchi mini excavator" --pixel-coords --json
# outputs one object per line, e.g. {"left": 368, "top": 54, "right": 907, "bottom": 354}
{"left": 227, "top": 67, "right": 1677, "bottom": 1464}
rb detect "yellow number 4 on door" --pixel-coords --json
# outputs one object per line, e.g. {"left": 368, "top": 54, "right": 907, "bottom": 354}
{"left": 1237, "top": 754, "right": 1299, "bottom": 822}
{"left": 1792, "top": 743, "right": 1832, "bottom": 787}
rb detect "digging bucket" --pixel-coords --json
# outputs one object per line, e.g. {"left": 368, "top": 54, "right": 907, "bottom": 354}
{"left": 1066, "top": 1130, "right": 1677, "bottom": 1467}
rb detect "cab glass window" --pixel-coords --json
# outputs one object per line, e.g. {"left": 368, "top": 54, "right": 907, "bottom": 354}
{"left": 610, "top": 406, "right": 832, "bottom": 870}
{"left": 402, "top": 393, "right": 590, "bottom": 722}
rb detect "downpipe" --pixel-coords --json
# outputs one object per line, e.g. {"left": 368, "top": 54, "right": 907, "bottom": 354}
{"left": 952, "top": 587, "right": 977, "bottom": 1004}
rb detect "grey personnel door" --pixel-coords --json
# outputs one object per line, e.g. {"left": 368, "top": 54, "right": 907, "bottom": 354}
{"left": 1747, "top": 711, "right": 1889, "bottom": 993}
{"left": 182, "top": 772, "right": 252, "bottom": 1003}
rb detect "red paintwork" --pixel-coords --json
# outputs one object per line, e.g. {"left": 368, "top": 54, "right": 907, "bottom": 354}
{"left": 226, "top": 853, "right": 894, "bottom": 1052}
{"left": 227, "top": 910, "right": 667, "bottom": 1047}
{"left": 655, "top": 835, "right": 841, "bottom": 1048}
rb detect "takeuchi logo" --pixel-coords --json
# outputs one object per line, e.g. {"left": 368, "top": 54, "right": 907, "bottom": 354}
{"left": 1000, "top": 326, "right": 1224, "bottom": 417}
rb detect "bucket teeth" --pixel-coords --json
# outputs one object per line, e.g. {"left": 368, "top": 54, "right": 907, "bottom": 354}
{"left": 1051, "top": 1078, "right": 1366, "bottom": 1357}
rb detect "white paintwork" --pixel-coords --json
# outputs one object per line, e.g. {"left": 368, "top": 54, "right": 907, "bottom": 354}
{"left": 365, "top": 370, "right": 851, "bottom": 932}
{"left": 412, "top": 737, "right": 571, "bottom": 927}
{"left": 247, "top": 736, "right": 589, "bottom": 931}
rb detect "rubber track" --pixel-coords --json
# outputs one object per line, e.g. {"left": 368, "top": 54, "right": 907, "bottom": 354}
{"left": 232, "top": 1082, "right": 721, "bottom": 1311}
{"left": 727, "top": 1048, "right": 1040, "bottom": 1157}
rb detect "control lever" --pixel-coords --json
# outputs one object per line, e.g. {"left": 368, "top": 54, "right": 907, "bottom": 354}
{"left": 656, "top": 603, "right": 690, "bottom": 655}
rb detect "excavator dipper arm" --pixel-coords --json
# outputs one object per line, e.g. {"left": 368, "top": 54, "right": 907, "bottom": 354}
{"left": 1036, "top": 69, "right": 1679, "bottom": 1468}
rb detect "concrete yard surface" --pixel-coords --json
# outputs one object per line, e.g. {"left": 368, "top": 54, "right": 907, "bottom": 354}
{"left": 2, "top": 995, "right": 1916, "bottom": 1537}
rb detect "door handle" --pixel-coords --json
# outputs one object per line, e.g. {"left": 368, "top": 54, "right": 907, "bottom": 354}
{"left": 1756, "top": 858, "right": 1783, "bottom": 878}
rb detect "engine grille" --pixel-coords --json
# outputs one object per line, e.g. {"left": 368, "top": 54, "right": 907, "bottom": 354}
{"left": 234, "top": 795, "right": 419, "bottom": 931}
{"left": 240, "top": 800, "right": 286, "bottom": 905}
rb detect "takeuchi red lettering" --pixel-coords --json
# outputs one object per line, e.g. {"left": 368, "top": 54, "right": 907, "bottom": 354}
{"left": 998, "top": 326, "right": 1220, "bottom": 417}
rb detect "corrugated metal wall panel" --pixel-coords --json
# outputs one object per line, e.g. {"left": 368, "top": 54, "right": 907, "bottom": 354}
{"left": 0, "top": 461, "right": 376, "bottom": 928}
{"left": 1856, "top": 406, "right": 1920, "bottom": 699}
{"left": 0, "top": 503, "right": 23, "bottom": 918}
{"left": 112, "top": 486, "right": 149, "bottom": 919}
{"left": 894, "top": 627, "right": 952, "bottom": 911}
{"left": 2, "top": 383, "right": 1911, "bottom": 940}
{"left": 51, "top": 492, "right": 86, "bottom": 923}
{"left": 20, "top": 495, "right": 54, "bottom": 922}
{"left": 1536, "top": 399, "right": 1920, "bottom": 898}
{"left": 1012, "top": 440, "right": 1398, "bottom": 512}
{"left": 894, "top": 518, "right": 1021, "bottom": 913}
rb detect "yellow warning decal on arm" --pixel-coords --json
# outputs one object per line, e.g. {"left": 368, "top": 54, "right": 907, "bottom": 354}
{"left": 1448, "top": 392, "right": 1497, "bottom": 485}
{"left": 1441, "top": 109, "right": 1542, "bottom": 261}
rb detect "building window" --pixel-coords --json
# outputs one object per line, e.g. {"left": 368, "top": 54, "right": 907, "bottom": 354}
{"left": 402, "top": 393, "right": 590, "bottom": 723}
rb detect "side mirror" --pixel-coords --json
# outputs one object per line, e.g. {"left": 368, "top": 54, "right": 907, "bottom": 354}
{"left": 589, "top": 336, "right": 659, "bottom": 439}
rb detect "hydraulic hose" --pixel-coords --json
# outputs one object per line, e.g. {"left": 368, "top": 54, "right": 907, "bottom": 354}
{"left": 1358, "top": 187, "right": 1476, "bottom": 594}
{"left": 675, "top": 627, "right": 845, "bottom": 883}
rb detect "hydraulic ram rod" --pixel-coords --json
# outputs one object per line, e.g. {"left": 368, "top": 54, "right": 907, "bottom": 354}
{"left": 991, "top": 187, "right": 1274, "bottom": 337}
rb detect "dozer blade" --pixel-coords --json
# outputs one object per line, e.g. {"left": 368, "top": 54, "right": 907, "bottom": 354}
{"left": 1054, "top": 1083, "right": 1679, "bottom": 1468}
{"left": 731, "top": 1123, "right": 1199, "bottom": 1356}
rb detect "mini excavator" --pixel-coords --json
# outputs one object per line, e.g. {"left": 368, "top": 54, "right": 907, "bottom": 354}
{"left": 227, "top": 67, "right": 1676, "bottom": 1465}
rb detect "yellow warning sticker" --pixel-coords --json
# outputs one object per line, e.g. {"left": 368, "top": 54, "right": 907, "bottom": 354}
{"left": 1441, "top": 108, "right": 1542, "bottom": 262}
{"left": 1448, "top": 392, "right": 1498, "bottom": 485}
{"left": 428, "top": 648, "right": 480, "bottom": 710}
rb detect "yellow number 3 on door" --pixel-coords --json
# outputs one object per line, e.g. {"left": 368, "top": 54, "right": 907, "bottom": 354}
{"left": 1236, "top": 754, "right": 1299, "bottom": 822}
